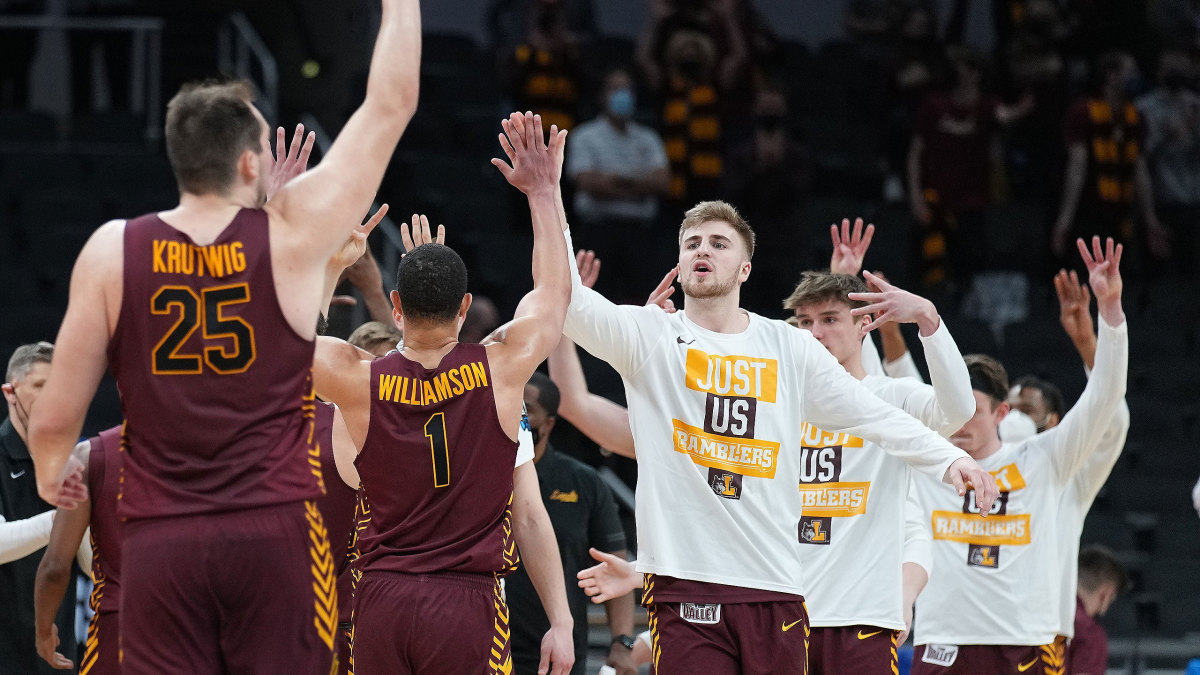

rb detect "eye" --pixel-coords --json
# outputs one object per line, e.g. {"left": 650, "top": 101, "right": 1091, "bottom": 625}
{"left": 687, "top": 241, "right": 699, "bottom": 249}
{"left": 713, "top": 241, "right": 726, "bottom": 249}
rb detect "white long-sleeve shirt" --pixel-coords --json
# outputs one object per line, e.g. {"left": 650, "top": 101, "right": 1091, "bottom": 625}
{"left": 801, "top": 322, "right": 974, "bottom": 629}
{"left": 913, "top": 317, "right": 1128, "bottom": 647}
{"left": 0, "top": 511, "right": 54, "bottom": 565}
{"left": 1055, "top": 393, "right": 1129, "bottom": 637}
{"left": 562, "top": 228, "right": 970, "bottom": 597}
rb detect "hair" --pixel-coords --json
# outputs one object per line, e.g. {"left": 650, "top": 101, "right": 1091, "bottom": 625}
{"left": 348, "top": 321, "right": 402, "bottom": 356}
{"left": 964, "top": 354, "right": 1009, "bottom": 407}
{"left": 1078, "top": 544, "right": 1132, "bottom": 593}
{"left": 6, "top": 342, "right": 54, "bottom": 383}
{"left": 526, "top": 372, "right": 560, "bottom": 418}
{"left": 393, "top": 243, "right": 469, "bottom": 324}
{"left": 782, "top": 271, "right": 869, "bottom": 313}
{"left": 1013, "top": 374, "right": 1065, "bottom": 418}
{"left": 678, "top": 201, "right": 756, "bottom": 261}
{"left": 165, "top": 79, "right": 263, "bottom": 195}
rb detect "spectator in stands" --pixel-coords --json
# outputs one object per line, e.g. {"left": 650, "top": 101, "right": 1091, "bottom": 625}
{"left": 566, "top": 67, "right": 670, "bottom": 303}
{"left": 1136, "top": 51, "right": 1200, "bottom": 278}
{"left": 1, "top": 342, "right": 78, "bottom": 675}
{"left": 505, "top": 373, "right": 635, "bottom": 675}
{"left": 487, "top": 0, "right": 596, "bottom": 64}
{"left": 637, "top": 0, "right": 749, "bottom": 205}
{"left": 502, "top": 0, "right": 584, "bottom": 132}
{"left": 907, "top": 47, "right": 1031, "bottom": 300}
{"left": 0, "top": 0, "right": 44, "bottom": 110}
{"left": 725, "top": 85, "right": 813, "bottom": 312}
{"left": 1053, "top": 51, "right": 1170, "bottom": 268}
{"left": 1068, "top": 545, "right": 1130, "bottom": 675}
{"left": 345, "top": 321, "right": 401, "bottom": 358}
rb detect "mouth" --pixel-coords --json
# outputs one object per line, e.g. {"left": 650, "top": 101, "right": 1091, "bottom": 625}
{"left": 692, "top": 260, "right": 713, "bottom": 276}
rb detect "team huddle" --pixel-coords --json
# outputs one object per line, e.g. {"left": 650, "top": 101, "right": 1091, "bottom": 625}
{"left": 15, "top": 1, "right": 1132, "bottom": 674}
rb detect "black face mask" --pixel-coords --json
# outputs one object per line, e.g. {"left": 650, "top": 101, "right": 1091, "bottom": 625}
{"left": 678, "top": 58, "right": 706, "bottom": 80}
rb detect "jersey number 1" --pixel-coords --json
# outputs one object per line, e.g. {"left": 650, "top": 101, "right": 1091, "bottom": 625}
{"left": 425, "top": 412, "right": 451, "bottom": 488}
{"left": 151, "top": 284, "right": 256, "bottom": 374}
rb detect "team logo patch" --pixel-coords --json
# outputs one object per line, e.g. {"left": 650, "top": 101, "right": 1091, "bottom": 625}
{"left": 679, "top": 603, "right": 721, "bottom": 624}
{"left": 549, "top": 489, "right": 578, "bottom": 503}
{"left": 968, "top": 544, "right": 999, "bottom": 568}
{"left": 921, "top": 644, "right": 959, "bottom": 667}
{"left": 708, "top": 468, "right": 743, "bottom": 500}
{"left": 798, "top": 515, "right": 832, "bottom": 545}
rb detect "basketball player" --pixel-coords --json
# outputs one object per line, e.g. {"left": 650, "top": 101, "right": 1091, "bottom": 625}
{"left": 26, "top": 1, "right": 423, "bottom": 671}
{"left": 910, "top": 238, "right": 1128, "bottom": 674}
{"left": 559, "top": 196, "right": 998, "bottom": 672}
{"left": 311, "top": 111, "right": 574, "bottom": 674}
{"left": 34, "top": 425, "right": 122, "bottom": 673}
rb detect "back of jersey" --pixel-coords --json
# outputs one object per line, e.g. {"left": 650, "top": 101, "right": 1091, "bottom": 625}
{"left": 355, "top": 343, "right": 518, "bottom": 576}
{"left": 107, "top": 210, "right": 320, "bottom": 520}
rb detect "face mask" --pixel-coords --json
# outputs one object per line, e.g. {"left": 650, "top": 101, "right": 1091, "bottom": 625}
{"left": 608, "top": 89, "right": 636, "bottom": 118}
{"left": 530, "top": 426, "right": 542, "bottom": 446}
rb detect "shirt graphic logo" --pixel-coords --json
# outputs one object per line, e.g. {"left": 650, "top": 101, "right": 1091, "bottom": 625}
{"left": 680, "top": 603, "right": 721, "bottom": 624}
{"left": 798, "top": 516, "right": 831, "bottom": 545}
{"left": 676, "top": 336, "right": 695, "bottom": 345}
{"left": 968, "top": 544, "right": 999, "bottom": 568}
{"left": 930, "top": 511, "right": 1031, "bottom": 547}
{"left": 549, "top": 489, "right": 578, "bottom": 503}
{"left": 1017, "top": 656, "right": 1039, "bottom": 672}
{"left": 922, "top": 644, "right": 959, "bottom": 667}
{"left": 857, "top": 630, "right": 883, "bottom": 640}
{"left": 708, "top": 468, "right": 743, "bottom": 500}
{"left": 685, "top": 349, "right": 778, "bottom": 402}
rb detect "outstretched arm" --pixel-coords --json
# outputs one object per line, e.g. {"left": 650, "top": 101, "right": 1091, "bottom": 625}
{"left": 34, "top": 443, "right": 91, "bottom": 670}
{"left": 512, "top": 461, "right": 574, "bottom": 675}
{"left": 269, "top": 0, "right": 420, "bottom": 261}
{"left": 578, "top": 547, "right": 641, "bottom": 603}
{"left": 1054, "top": 268, "right": 1096, "bottom": 370}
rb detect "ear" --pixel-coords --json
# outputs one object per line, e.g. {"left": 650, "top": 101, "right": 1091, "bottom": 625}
{"left": 856, "top": 312, "right": 872, "bottom": 337}
{"left": 738, "top": 260, "right": 752, "bottom": 283}
{"left": 545, "top": 414, "right": 557, "bottom": 433}
{"left": 993, "top": 400, "right": 1011, "bottom": 424}
{"left": 237, "top": 148, "right": 259, "bottom": 183}
{"left": 459, "top": 293, "right": 473, "bottom": 320}
{"left": 391, "top": 290, "right": 403, "bottom": 323}
{"left": 1, "top": 382, "right": 13, "bottom": 405}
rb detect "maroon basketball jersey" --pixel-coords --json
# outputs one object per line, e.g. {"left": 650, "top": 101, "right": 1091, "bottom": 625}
{"left": 87, "top": 425, "right": 124, "bottom": 614}
{"left": 107, "top": 210, "right": 320, "bottom": 520}
{"left": 314, "top": 401, "right": 360, "bottom": 621}
{"left": 355, "top": 343, "right": 518, "bottom": 575}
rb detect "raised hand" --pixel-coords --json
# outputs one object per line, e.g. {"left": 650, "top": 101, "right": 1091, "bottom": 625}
{"left": 829, "top": 217, "right": 875, "bottom": 275}
{"left": 1054, "top": 269, "right": 1093, "bottom": 344}
{"left": 492, "top": 111, "right": 567, "bottom": 196}
{"left": 1076, "top": 236, "right": 1124, "bottom": 326}
{"left": 576, "top": 249, "right": 600, "bottom": 289}
{"left": 646, "top": 266, "right": 679, "bottom": 313}
{"left": 848, "top": 270, "right": 939, "bottom": 335}
{"left": 577, "top": 547, "right": 640, "bottom": 603}
{"left": 330, "top": 204, "right": 389, "bottom": 272}
{"left": 401, "top": 213, "right": 446, "bottom": 254}
{"left": 266, "top": 124, "right": 317, "bottom": 202}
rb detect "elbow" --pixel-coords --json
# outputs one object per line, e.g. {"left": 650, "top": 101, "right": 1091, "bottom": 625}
{"left": 38, "top": 560, "right": 71, "bottom": 586}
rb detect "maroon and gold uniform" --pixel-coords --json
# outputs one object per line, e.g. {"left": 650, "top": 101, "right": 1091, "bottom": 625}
{"left": 107, "top": 210, "right": 332, "bottom": 674}
{"left": 352, "top": 343, "right": 519, "bottom": 675}
{"left": 913, "top": 642, "right": 1065, "bottom": 675}
{"left": 314, "top": 401, "right": 362, "bottom": 675}
{"left": 79, "top": 426, "right": 122, "bottom": 675}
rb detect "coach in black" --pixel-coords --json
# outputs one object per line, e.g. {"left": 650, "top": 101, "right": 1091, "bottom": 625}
{"left": 1, "top": 342, "right": 77, "bottom": 674}
{"left": 507, "top": 372, "right": 637, "bottom": 675}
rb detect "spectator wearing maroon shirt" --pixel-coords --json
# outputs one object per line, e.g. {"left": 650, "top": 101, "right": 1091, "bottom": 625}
{"left": 1053, "top": 51, "right": 1170, "bottom": 265}
{"left": 906, "top": 47, "right": 1031, "bottom": 300}
{"left": 1068, "top": 544, "right": 1130, "bottom": 675}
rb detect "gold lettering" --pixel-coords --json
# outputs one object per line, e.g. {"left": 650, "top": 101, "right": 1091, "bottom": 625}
{"left": 470, "top": 362, "right": 488, "bottom": 388}
{"left": 152, "top": 240, "right": 167, "bottom": 273}
{"left": 395, "top": 376, "right": 408, "bottom": 403}
{"left": 230, "top": 241, "right": 246, "bottom": 272}
{"left": 379, "top": 374, "right": 398, "bottom": 401}
{"left": 448, "top": 369, "right": 464, "bottom": 395}
{"left": 179, "top": 243, "right": 194, "bottom": 275}
{"left": 201, "top": 245, "right": 226, "bottom": 278}
{"left": 432, "top": 373, "right": 451, "bottom": 400}
{"left": 422, "top": 380, "right": 436, "bottom": 404}
{"left": 166, "top": 241, "right": 180, "bottom": 273}
{"left": 460, "top": 365, "right": 476, "bottom": 390}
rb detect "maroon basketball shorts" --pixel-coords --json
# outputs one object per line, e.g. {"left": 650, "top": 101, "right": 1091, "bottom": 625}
{"left": 335, "top": 622, "right": 353, "bottom": 675}
{"left": 119, "top": 501, "right": 337, "bottom": 675}
{"left": 913, "top": 642, "right": 1066, "bottom": 674}
{"left": 808, "top": 625, "right": 900, "bottom": 675}
{"left": 79, "top": 611, "right": 120, "bottom": 675}
{"left": 647, "top": 599, "right": 810, "bottom": 674}
{"left": 352, "top": 570, "right": 510, "bottom": 675}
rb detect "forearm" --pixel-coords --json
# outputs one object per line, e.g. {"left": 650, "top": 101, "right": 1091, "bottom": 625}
{"left": 514, "top": 511, "right": 573, "bottom": 626}
{"left": 0, "top": 511, "right": 54, "bottom": 564}
{"left": 901, "top": 562, "right": 928, "bottom": 612}
{"left": 916, "top": 321, "right": 975, "bottom": 435}
{"left": 1071, "top": 332, "right": 1098, "bottom": 371}
{"left": 360, "top": 283, "right": 393, "bottom": 324}
{"left": 1056, "top": 148, "right": 1087, "bottom": 225}
{"left": 548, "top": 337, "right": 637, "bottom": 458}
{"left": 364, "top": 0, "right": 421, "bottom": 115}
{"left": 522, "top": 191, "right": 571, "bottom": 320}
{"left": 1049, "top": 318, "right": 1129, "bottom": 480}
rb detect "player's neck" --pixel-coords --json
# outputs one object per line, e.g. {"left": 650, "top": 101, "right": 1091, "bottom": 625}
{"left": 683, "top": 293, "right": 749, "bottom": 334}
{"left": 398, "top": 329, "right": 458, "bottom": 369}
{"left": 163, "top": 193, "right": 257, "bottom": 241}
{"left": 968, "top": 437, "right": 1003, "bottom": 462}
{"left": 842, "top": 354, "right": 867, "bottom": 380}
